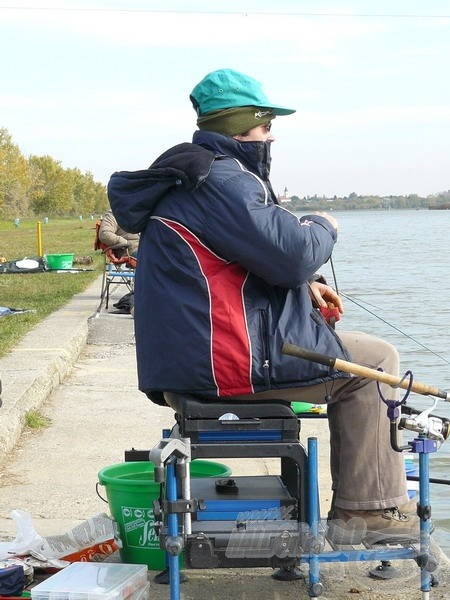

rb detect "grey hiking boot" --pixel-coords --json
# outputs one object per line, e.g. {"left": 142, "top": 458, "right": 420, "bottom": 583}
{"left": 327, "top": 503, "right": 424, "bottom": 545}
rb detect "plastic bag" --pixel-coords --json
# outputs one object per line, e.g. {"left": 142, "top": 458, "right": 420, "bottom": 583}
{"left": 0, "top": 511, "right": 118, "bottom": 566}
{"left": 0, "top": 510, "right": 45, "bottom": 560}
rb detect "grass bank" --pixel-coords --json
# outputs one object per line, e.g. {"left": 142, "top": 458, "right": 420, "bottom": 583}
{"left": 0, "top": 218, "right": 104, "bottom": 357}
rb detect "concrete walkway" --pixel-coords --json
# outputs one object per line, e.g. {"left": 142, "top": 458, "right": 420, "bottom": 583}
{"left": 0, "top": 276, "right": 449, "bottom": 599}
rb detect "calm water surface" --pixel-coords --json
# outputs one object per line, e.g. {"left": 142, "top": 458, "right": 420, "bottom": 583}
{"left": 296, "top": 209, "right": 450, "bottom": 555}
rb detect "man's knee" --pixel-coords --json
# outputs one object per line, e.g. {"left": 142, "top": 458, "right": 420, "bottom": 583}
{"left": 338, "top": 331, "right": 399, "bottom": 371}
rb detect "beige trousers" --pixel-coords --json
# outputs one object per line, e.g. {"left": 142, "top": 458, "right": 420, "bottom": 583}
{"left": 233, "top": 331, "right": 409, "bottom": 511}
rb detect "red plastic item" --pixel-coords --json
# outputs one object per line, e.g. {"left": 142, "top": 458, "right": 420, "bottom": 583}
{"left": 320, "top": 305, "right": 341, "bottom": 323}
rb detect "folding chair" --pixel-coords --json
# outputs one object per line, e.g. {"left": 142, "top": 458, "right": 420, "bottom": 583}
{"left": 94, "top": 220, "right": 137, "bottom": 311}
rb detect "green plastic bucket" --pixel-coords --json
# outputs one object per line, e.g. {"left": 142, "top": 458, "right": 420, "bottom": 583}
{"left": 45, "top": 253, "right": 74, "bottom": 270}
{"left": 98, "top": 459, "right": 231, "bottom": 570}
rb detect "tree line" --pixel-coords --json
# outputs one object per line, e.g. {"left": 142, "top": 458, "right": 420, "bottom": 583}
{"left": 0, "top": 128, "right": 108, "bottom": 219}
{"left": 284, "top": 190, "right": 450, "bottom": 211}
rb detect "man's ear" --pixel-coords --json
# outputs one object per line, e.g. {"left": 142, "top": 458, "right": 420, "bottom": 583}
{"left": 233, "top": 134, "right": 246, "bottom": 141}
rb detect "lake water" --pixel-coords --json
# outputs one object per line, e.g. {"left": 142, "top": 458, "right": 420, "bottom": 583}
{"left": 296, "top": 208, "right": 450, "bottom": 555}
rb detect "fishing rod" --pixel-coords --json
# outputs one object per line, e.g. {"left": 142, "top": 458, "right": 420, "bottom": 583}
{"left": 407, "top": 475, "right": 450, "bottom": 486}
{"left": 328, "top": 256, "right": 450, "bottom": 365}
{"left": 281, "top": 342, "right": 450, "bottom": 401}
{"left": 341, "top": 292, "right": 450, "bottom": 365}
{"left": 282, "top": 342, "right": 450, "bottom": 489}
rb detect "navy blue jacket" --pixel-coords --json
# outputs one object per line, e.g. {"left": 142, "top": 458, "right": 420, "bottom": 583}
{"left": 108, "top": 131, "right": 350, "bottom": 399}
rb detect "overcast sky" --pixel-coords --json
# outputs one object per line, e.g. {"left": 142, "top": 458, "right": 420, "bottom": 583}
{"left": 1, "top": 0, "right": 449, "bottom": 198}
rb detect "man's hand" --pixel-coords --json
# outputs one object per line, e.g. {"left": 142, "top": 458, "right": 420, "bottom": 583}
{"left": 308, "top": 281, "right": 344, "bottom": 315}
{"left": 313, "top": 211, "right": 338, "bottom": 231}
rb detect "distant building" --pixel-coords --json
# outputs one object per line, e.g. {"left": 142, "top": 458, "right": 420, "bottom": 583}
{"left": 277, "top": 186, "right": 292, "bottom": 203}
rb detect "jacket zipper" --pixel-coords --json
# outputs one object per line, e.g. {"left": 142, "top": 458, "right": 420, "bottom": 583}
{"left": 260, "top": 310, "right": 271, "bottom": 387}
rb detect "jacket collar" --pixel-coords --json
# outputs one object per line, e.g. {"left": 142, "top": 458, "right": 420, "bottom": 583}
{"left": 192, "top": 130, "right": 272, "bottom": 181}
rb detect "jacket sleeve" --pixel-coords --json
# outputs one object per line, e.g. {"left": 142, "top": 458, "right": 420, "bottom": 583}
{"left": 202, "top": 173, "right": 337, "bottom": 288}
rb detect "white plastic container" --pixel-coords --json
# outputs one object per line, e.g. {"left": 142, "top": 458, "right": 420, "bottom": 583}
{"left": 31, "top": 562, "right": 148, "bottom": 600}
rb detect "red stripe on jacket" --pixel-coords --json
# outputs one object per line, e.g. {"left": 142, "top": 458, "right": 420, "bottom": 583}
{"left": 159, "top": 218, "right": 253, "bottom": 396}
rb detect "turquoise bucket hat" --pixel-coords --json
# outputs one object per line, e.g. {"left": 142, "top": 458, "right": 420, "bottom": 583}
{"left": 190, "top": 68, "right": 296, "bottom": 116}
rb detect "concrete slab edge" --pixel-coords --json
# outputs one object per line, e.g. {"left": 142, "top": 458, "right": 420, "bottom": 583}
{"left": 0, "top": 276, "right": 103, "bottom": 464}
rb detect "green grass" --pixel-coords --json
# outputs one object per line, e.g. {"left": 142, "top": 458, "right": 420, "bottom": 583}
{"left": 25, "top": 409, "right": 52, "bottom": 429}
{"left": 0, "top": 218, "right": 104, "bottom": 357}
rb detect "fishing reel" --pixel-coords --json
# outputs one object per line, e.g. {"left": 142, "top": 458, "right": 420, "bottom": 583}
{"left": 376, "top": 372, "right": 450, "bottom": 451}
{"left": 398, "top": 402, "right": 450, "bottom": 444}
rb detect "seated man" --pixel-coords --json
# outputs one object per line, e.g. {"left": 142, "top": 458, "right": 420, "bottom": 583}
{"left": 108, "top": 68, "right": 417, "bottom": 542}
{"left": 98, "top": 209, "right": 139, "bottom": 259}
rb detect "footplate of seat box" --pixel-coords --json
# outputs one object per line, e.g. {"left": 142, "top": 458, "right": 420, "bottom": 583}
{"left": 186, "top": 519, "right": 311, "bottom": 569}
{"left": 185, "top": 475, "right": 310, "bottom": 569}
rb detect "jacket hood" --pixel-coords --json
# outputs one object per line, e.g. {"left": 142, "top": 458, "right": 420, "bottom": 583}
{"left": 108, "top": 142, "right": 216, "bottom": 233}
{"left": 108, "top": 132, "right": 273, "bottom": 234}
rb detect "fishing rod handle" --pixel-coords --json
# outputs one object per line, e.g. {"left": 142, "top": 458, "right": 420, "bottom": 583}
{"left": 333, "top": 357, "right": 449, "bottom": 400}
{"left": 282, "top": 343, "right": 335, "bottom": 368}
{"left": 282, "top": 342, "right": 449, "bottom": 401}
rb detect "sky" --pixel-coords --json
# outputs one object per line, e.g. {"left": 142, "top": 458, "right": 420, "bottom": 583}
{"left": 1, "top": 0, "right": 450, "bottom": 198}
